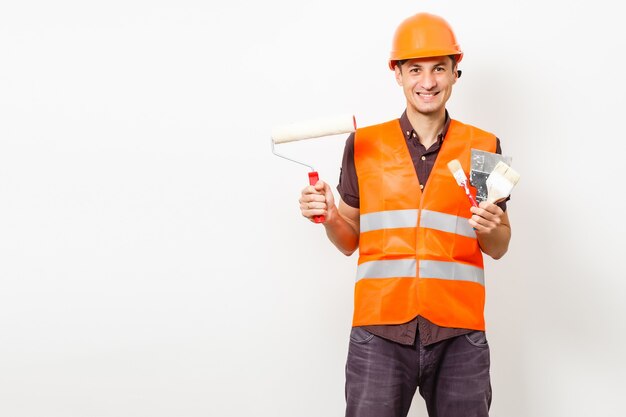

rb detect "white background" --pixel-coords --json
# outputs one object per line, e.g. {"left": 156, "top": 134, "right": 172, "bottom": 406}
{"left": 1, "top": 1, "right": 624, "bottom": 416}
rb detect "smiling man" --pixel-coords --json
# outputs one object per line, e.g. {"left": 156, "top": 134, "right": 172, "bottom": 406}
{"left": 298, "top": 12, "right": 511, "bottom": 417}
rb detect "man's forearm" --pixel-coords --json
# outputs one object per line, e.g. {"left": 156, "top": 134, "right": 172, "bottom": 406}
{"left": 323, "top": 205, "right": 360, "bottom": 256}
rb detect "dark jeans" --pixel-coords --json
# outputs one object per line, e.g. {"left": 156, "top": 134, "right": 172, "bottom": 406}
{"left": 345, "top": 327, "right": 491, "bottom": 417}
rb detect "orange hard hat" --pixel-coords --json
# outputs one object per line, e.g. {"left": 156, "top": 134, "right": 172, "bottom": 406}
{"left": 389, "top": 13, "right": 463, "bottom": 70}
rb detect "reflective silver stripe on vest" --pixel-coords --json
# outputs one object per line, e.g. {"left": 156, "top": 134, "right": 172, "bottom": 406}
{"left": 356, "top": 259, "right": 417, "bottom": 281}
{"left": 360, "top": 209, "right": 418, "bottom": 233}
{"left": 419, "top": 209, "right": 476, "bottom": 239}
{"left": 361, "top": 209, "right": 474, "bottom": 238}
{"left": 419, "top": 260, "right": 484, "bottom": 286}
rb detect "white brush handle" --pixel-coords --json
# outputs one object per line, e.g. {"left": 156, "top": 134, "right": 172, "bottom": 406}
{"left": 271, "top": 114, "right": 356, "bottom": 144}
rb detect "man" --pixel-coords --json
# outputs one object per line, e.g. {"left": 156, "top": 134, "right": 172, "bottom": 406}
{"left": 299, "top": 12, "right": 511, "bottom": 417}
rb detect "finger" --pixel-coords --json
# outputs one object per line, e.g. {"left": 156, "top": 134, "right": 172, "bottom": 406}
{"left": 470, "top": 206, "right": 499, "bottom": 223}
{"left": 478, "top": 201, "right": 503, "bottom": 215}
{"left": 300, "top": 197, "right": 327, "bottom": 210}
{"left": 301, "top": 205, "right": 328, "bottom": 221}
{"left": 469, "top": 214, "right": 499, "bottom": 233}
{"left": 302, "top": 185, "right": 322, "bottom": 196}
{"left": 309, "top": 194, "right": 328, "bottom": 203}
{"left": 307, "top": 200, "right": 328, "bottom": 211}
{"left": 469, "top": 214, "right": 483, "bottom": 228}
{"left": 469, "top": 217, "right": 489, "bottom": 233}
{"left": 300, "top": 193, "right": 327, "bottom": 207}
{"left": 300, "top": 189, "right": 325, "bottom": 210}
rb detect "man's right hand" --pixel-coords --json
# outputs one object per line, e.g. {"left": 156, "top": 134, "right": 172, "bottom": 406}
{"left": 299, "top": 180, "right": 336, "bottom": 223}
{"left": 298, "top": 180, "right": 360, "bottom": 256}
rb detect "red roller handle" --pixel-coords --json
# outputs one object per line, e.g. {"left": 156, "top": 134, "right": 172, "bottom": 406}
{"left": 308, "top": 171, "right": 324, "bottom": 223}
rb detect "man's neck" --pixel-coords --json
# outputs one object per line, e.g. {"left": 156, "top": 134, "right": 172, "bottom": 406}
{"left": 406, "top": 108, "right": 446, "bottom": 150}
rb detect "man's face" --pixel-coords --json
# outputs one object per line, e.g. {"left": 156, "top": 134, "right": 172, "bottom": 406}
{"left": 394, "top": 56, "right": 458, "bottom": 116}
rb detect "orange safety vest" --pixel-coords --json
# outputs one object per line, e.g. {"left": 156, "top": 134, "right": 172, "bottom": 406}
{"left": 353, "top": 119, "right": 497, "bottom": 330}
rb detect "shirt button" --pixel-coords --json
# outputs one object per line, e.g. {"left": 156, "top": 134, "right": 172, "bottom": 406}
{"left": 420, "top": 184, "right": 424, "bottom": 190}
{"left": 421, "top": 156, "right": 426, "bottom": 161}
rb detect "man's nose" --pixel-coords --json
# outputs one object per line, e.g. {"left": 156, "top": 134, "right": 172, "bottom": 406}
{"left": 420, "top": 72, "right": 436, "bottom": 89}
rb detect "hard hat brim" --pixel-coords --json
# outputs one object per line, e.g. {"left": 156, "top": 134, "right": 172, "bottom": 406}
{"left": 389, "top": 51, "right": 464, "bottom": 70}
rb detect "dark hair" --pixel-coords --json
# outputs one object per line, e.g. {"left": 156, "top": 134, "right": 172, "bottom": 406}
{"left": 396, "top": 59, "right": 409, "bottom": 68}
{"left": 449, "top": 55, "right": 458, "bottom": 68}
{"left": 449, "top": 55, "right": 462, "bottom": 77}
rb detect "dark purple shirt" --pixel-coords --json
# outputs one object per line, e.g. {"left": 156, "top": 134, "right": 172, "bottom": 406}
{"left": 337, "top": 110, "right": 506, "bottom": 346}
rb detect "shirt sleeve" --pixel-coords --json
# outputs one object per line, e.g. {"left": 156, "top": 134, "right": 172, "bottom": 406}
{"left": 336, "top": 132, "right": 360, "bottom": 208}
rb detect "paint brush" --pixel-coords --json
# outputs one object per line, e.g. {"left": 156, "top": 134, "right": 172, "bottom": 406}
{"left": 447, "top": 159, "right": 478, "bottom": 207}
{"left": 486, "top": 161, "right": 521, "bottom": 203}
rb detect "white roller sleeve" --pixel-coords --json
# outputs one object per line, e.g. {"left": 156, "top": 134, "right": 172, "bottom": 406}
{"left": 271, "top": 114, "right": 356, "bottom": 144}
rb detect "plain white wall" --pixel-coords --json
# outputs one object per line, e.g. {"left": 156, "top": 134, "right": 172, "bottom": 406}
{"left": 1, "top": 1, "right": 624, "bottom": 416}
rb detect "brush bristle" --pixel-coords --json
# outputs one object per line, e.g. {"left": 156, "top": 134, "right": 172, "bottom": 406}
{"left": 492, "top": 161, "right": 521, "bottom": 185}
{"left": 447, "top": 159, "right": 466, "bottom": 185}
{"left": 447, "top": 159, "right": 462, "bottom": 173}
{"left": 486, "top": 161, "right": 521, "bottom": 203}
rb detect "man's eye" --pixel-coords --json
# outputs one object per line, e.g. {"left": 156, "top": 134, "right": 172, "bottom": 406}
{"left": 435, "top": 67, "right": 445, "bottom": 72}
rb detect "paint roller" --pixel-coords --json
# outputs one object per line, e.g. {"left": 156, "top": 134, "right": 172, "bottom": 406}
{"left": 271, "top": 114, "right": 357, "bottom": 223}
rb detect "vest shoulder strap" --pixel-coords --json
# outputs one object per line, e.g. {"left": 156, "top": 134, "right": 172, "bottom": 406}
{"left": 355, "top": 119, "right": 401, "bottom": 144}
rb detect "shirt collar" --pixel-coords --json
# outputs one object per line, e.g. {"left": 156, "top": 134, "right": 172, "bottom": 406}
{"left": 399, "top": 109, "right": 451, "bottom": 143}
